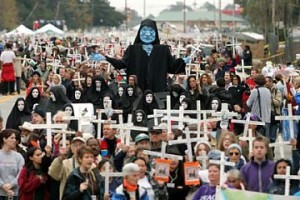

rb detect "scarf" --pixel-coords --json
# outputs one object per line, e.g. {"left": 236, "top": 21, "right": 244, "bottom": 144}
{"left": 123, "top": 179, "right": 138, "bottom": 192}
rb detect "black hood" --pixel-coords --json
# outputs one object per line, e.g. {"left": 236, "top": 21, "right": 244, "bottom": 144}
{"left": 134, "top": 19, "right": 160, "bottom": 45}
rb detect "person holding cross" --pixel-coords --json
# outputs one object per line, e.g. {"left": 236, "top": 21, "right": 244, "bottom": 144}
{"left": 240, "top": 136, "right": 275, "bottom": 193}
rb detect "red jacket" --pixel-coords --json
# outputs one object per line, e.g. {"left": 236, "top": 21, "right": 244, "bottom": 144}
{"left": 18, "top": 167, "right": 49, "bottom": 200}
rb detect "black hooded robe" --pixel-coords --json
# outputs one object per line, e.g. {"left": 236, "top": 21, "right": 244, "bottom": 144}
{"left": 106, "top": 19, "right": 185, "bottom": 93}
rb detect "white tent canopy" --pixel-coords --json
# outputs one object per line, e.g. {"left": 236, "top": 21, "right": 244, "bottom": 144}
{"left": 35, "top": 23, "right": 64, "bottom": 35}
{"left": 5, "top": 24, "right": 34, "bottom": 36}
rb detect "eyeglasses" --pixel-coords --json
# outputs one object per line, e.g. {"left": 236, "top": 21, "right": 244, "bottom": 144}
{"left": 229, "top": 152, "right": 240, "bottom": 156}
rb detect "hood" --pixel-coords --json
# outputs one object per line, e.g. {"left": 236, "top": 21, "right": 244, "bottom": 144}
{"left": 134, "top": 19, "right": 160, "bottom": 45}
{"left": 50, "top": 86, "right": 70, "bottom": 103}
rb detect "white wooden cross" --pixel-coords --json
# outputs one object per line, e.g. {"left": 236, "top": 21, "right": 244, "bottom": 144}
{"left": 209, "top": 152, "right": 235, "bottom": 185}
{"left": 239, "top": 129, "right": 256, "bottom": 154}
{"left": 275, "top": 104, "right": 300, "bottom": 139}
{"left": 143, "top": 141, "right": 183, "bottom": 160}
{"left": 100, "top": 162, "right": 124, "bottom": 196}
{"left": 52, "top": 129, "right": 76, "bottom": 148}
{"left": 96, "top": 108, "right": 123, "bottom": 121}
{"left": 72, "top": 71, "right": 85, "bottom": 88}
{"left": 91, "top": 112, "right": 117, "bottom": 140}
{"left": 111, "top": 114, "right": 148, "bottom": 145}
{"left": 168, "top": 127, "right": 199, "bottom": 162}
{"left": 212, "top": 103, "right": 238, "bottom": 129}
{"left": 231, "top": 112, "right": 265, "bottom": 136}
{"left": 269, "top": 134, "right": 290, "bottom": 159}
{"left": 274, "top": 166, "right": 300, "bottom": 196}
{"left": 31, "top": 112, "right": 68, "bottom": 147}
{"left": 235, "top": 59, "right": 252, "bottom": 80}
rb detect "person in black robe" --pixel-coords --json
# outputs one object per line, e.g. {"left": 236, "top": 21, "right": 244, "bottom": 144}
{"left": 6, "top": 97, "right": 31, "bottom": 131}
{"left": 105, "top": 19, "right": 186, "bottom": 92}
{"left": 86, "top": 75, "right": 112, "bottom": 112}
{"left": 62, "top": 103, "right": 78, "bottom": 131}
{"left": 25, "top": 86, "right": 48, "bottom": 111}
{"left": 119, "top": 85, "right": 139, "bottom": 122}
{"left": 46, "top": 85, "right": 71, "bottom": 115}
{"left": 71, "top": 88, "right": 85, "bottom": 103}
{"left": 131, "top": 109, "right": 148, "bottom": 140}
{"left": 170, "top": 84, "right": 186, "bottom": 109}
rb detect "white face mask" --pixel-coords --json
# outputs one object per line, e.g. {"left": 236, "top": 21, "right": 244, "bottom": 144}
{"left": 136, "top": 113, "right": 143, "bottom": 122}
{"left": 75, "top": 90, "right": 81, "bottom": 100}
{"left": 179, "top": 95, "right": 186, "bottom": 103}
{"left": 211, "top": 100, "right": 219, "bottom": 111}
{"left": 181, "top": 101, "right": 188, "bottom": 110}
{"left": 127, "top": 88, "right": 134, "bottom": 97}
{"left": 32, "top": 89, "right": 39, "bottom": 98}
{"left": 146, "top": 93, "right": 153, "bottom": 104}
{"left": 65, "top": 107, "right": 73, "bottom": 115}
{"left": 50, "top": 92, "right": 56, "bottom": 101}
{"left": 18, "top": 101, "right": 25, "bottom": 112}
{"left": 103, "top": 97, "right": 112, "bottom": 109}
{"left": 118, "top": 87, "right": 124, "bottom": 97}
{"left": 95, "top": 80, "right": 101, "bottom": 92}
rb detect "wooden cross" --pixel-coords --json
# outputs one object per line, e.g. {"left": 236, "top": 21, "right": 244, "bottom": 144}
{"left": 235, "top": 59, "right": 252, "bottom": 80}
{"left": 209, "top": 152, "right": 235, "bottom": 185}
{"left": 100, "top": 162, "right": 124, "bottom": 196}
{"left": 275, "top": 104, "right": 300, "bottom": 139}
{"left": 239, "top": 129, "right": 256, "bottom": 154}
{"left": 168, "top": 127, "right": 199, "bottom": 162}
{"left": 111, "top": 114, "right": 148, "bottom": 145}
{"left": 72, "top": 71, "right": 85, "bottom": 88}
{"left": 91, "top": 112, "right": 117, "bottom": 140}
{"left": 212, "top": 103, "right": 238, "bottom": 129}
{"left": 96, "top": 108, "right": 123, "bottom": 120}
{"left": 231, "top": 112, "right": 265, "bottom": 137}
{"left": 52, "top": 129, "right": 76, "bottom": 148}
{"left": 143, "top": 141, "right": 183, "bottom": 160}
{"left": 269, "top": 134, "right": 290, "bottom": 159}
{"left": 31, "top": 112, "right": 68, "bottom": 147}
{"left": 274, "top": 166, "right": 300, "bottom": 196}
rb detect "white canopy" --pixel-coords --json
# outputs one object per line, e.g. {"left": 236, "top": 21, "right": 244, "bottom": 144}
{"left": 35, "top": 23, "right": 64, "bottom": 35}
{"left": 5, "top": 24, "right": 34, "bottom": 36}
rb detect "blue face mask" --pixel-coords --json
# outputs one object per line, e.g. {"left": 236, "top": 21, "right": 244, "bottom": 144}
{"left": 139, "top": 26, "right": 156, "bottom": 44}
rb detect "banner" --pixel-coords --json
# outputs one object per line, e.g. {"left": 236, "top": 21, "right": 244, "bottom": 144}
{"left": 216, "top": 187, "right": 299, "bottom": 200}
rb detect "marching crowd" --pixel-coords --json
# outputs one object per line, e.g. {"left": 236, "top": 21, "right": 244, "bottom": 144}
{"left": 1, "top": 19, "right": 300, "bottom": 200}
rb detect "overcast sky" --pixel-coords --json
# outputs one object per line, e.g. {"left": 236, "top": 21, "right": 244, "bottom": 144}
{"left": 108, "top": 0, "right": 234, "bottom": 17}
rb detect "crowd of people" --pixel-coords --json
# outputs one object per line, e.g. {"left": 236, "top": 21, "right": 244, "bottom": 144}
{"left": 1, "top": 19, "right": 300, "bottom": 200}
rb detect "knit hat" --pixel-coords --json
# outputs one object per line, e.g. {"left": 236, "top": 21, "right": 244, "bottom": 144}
{"left": 32, "top": 109, "right": 46, "bottom": 118}
{"left": 227, "top": 143, "right": 242, "bottom": 154}
{"left": 135, "top": 133, "right": 150, "bottom": 144}
{"left": 207, "top": 149, "right": 222, "bottom": 160}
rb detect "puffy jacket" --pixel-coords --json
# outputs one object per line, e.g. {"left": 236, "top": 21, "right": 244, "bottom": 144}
{"left": 112, "top": 184, "right": 149, "bottom": 200}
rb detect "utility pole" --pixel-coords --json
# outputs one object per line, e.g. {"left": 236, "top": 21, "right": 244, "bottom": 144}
{"left": 272, "top": 0, "right": 275, "bottom": 33}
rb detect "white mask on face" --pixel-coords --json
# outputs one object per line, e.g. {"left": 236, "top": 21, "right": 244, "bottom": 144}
{"left": 103, "top": 97, "right": 112, "bottom": 109}
{"left": 118, "top": 87, "right": 124, "bottom": 97}
{"left": 127, "top": 88, "right": 134, "bottom": 97}
{"left": 181, "top": 101, "right": 188, "bottom": 110}
{"left": 211, "top": 100, "right": 219, "bottom": 111}
{"left": 136, "top": 113, "right": 143, "bottom": 122}
{"left": 18, "top": 101, "right": 25, "bottom": 112}
{"left": 146, "top": 93, "right": 153, "bottom": 104}
{"left": 75, "top": 90, "right": 81, "bottom": 100}
{"left": 65, "top": 107, "right": 73, "bottom": 115}
{"left": 179, "top": 95, "right": 186, "bottom": 103}
{"left": 50, "top": 92, "right": 56, "bottom": 102}
{"left": 32, "top": 89, "right": 39, "bottom": 98}
{"left": 95, "top": 80, "right": 101, "bottom": 92}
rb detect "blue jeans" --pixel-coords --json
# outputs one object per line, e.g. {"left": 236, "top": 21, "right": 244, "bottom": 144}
{"left": 269, "top": 123, "right": 279, "bottom": 143}
{"left": 0, "top": 196, "right": 18, "bottom": 200}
